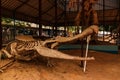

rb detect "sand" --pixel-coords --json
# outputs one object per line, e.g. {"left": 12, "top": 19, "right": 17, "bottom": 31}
{"left": 0, "top": 50, "right": 120, "bottom": 80}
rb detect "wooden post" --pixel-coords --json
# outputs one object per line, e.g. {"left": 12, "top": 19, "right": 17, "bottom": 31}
{"left": 0, "top": 0, "right": 2, "bottom": 49}
{"left": 39, "top": 0, "right": 42, "bottom": 37}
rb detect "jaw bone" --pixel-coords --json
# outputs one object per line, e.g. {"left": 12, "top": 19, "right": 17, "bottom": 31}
{"left": 43, "top": 25, "right": 99, "bottom": 48}
{"left": 0, "top": 42, "right": 94, "bottom": 61}
{"left": 35, "top": 46, "right": 94, "bottom": 61}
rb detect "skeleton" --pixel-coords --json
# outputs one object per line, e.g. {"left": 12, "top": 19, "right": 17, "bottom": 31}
{"left": 0, "top": 0, "right": 99, "bottom": 73}
{"left": 0, "top": 0, "right": 99, "bottom": 62}
{"left": 0, "top": 39, "right": 94, "bottom": 61}
{"left": 0, "top": 25, "right": 98, "bottom": 61}
{"left": 0, "top": 25, "right": 98, "bottom": 73}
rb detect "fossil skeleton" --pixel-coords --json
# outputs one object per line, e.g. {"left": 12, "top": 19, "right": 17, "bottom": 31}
{"left": 0, "top": 25, "right": 98, "bottom": 72}
{"left": 0, "top": 25, "right": 98, "bottom": 61}
{"left": 0, "top": 39, "right": 94, "bottom": 61}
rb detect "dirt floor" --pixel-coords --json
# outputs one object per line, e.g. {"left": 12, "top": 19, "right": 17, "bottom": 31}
{"left": 0, "top": 50, "right": 120, "bottom": 80}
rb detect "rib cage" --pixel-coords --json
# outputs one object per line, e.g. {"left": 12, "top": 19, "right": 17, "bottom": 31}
{"left": 15, "top": 40, "right": 43, "bottom": 51}
{"left": 13, "top": 35, "right": 41, "bottom": 51}
{"left": 2, "top": 39, "right": 42, "bottom": 58}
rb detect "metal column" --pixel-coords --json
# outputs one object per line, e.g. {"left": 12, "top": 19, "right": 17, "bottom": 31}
{"left": 13, "top": 11, "right": 16, "bottom": 40}
{"left": 54, "top": 0, "right": 58, "bottom": 37}
{"left": 103, "top": 0, "right": 105, "bottom": 41}
{"left": 39, "top": 0, "right": 42, "bottom": 37}
{"left": 64, "top": 0, "right": 67, "bottom": 37}
{"left": 0, "top": 0, "right": 2, "bottom": 49}
{"left": 80, "top": 0, "right": 85, "bottom": 67}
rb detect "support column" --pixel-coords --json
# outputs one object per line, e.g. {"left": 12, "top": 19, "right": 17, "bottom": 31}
{"left": 80, "top": 0, "right": 85, "bottom": 67}
{"left": 76, "top": 0, "right": 80, "bottom": 34}
{"left": 118, "top": 0, "right": 120, "bottom": 48}
{"left": 77, "top": 0, "right": 80, "bottom": 14}
{"left": 13, "top": 11, "right": 16, "bottom": 39}
{"left": 39, "top": 0, "right": 42, "bottom": 37}
{"left": 80, "top": 0, "right": 93, "bottom": 67}
{"left": 64, "top": 0, "right": 67, "bottom": 37}
{"left": 52, "top": 26, "right": 54, "bottom": 37}
{"left": 118, "top": 0, "right": 120, "bottom": 36}
{"left": 103, "top": 0, "right": 105, "bottom": 41}
{"left": 54, "top": 0, "right": 58, "bottom": 37}
{"left": 0, "top": 0, "right": 2, "bottom": 49}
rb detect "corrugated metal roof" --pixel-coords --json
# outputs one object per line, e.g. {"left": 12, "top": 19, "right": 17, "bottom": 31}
{"left": 1, "top": 0, "right": 120, "bottom": 26}
{"left": 1, "top": 0, "right": 64, "bottom": 26}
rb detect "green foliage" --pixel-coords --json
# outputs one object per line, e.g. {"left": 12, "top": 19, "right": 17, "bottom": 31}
{"left": 68, "top": 26, "right": 75, "bottom": 32}
{"left": 2, "top": 17, "right": 13, "bottom": 24}
{"left": 99, "top": 24, "right": 118, "bottom": 32}
{"left": 2, "top": 17, "right": 33, "bottom": 27}
{"left": 99, "top": 25, "right": 104, "bottom": 31}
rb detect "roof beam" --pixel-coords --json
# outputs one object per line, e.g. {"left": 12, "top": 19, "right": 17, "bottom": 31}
{"left": 18, "top": 0, "right": 38, "bottom": 10}
{"left": 1, "top": 7, "right": 37, "bottom": 22}
{"left": 15, "top": 0, "right": 30, "bottom": 11}
{"left": 41, "top": 5, "right": 54, "bottom": 15}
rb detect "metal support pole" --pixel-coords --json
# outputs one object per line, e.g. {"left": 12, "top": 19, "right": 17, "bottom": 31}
{"left": 83, "top": 35, "right": 91, "bottom": 72}
{"left": 39, "top": 0, "right": 42, "bottom": 37}
{"left": 118, "top": 0, "right": 120, "bottom": 36}
{"left": 0, "top": 0, "right": 2, "bottom": 49}
{"left": 77, "top": 0, "right": 80, "bottom": 13}
{"left": 76, "top": 0, "right": 80, "bottom": 34}
{"left": 52, "top": 26, "right": 54, "bottom": 37}
{"left": 54, "top": 0, "right": 58, "bottom": 37}
{"left": 13, "top": 11, "right": 16, "bottom": 39}
{"left": 64, "top": 0, "right": 67, "bottom": 37}
{"left": 103, "top": 0, "right": 105, "bottom": 41}
{"left": 118, "top": 0, "right": 120, "bottom": 49}
{"left": 80, "top": 0, "right": 85, "bottom": 67}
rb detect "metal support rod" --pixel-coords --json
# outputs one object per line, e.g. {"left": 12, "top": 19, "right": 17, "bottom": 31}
{"left": 13, "top": 11, "right": 16, "bottom": 40}
{"left": 83, "top": 35, "right": 91, "bottom": 72}
{"left": 0, "top": 0, "right": 2, "bottom": 49}
{"left": 77, "top": 0, "right": 80, "bottom": 12}
{"left": 80, "top": 0, "right": 85, "bottom": 67}
{"left": 64, "top": 0, "right": 67, "bottom": 37}
{"left": 52, "top": 26, "right": 54, "bottom": 37}
{"left": 103, "top": 0, "right": 105, "bottom": 41}
{"left": 39, "top": 0, "right": 42, "bottom": 37}
{"left": 119, "top": 0, "right": 120, "bottom": 23}
{"left": 54, "top": 0, "right": 58, "bottom": 37}
{"left": 119, "top": 0, "right": 120, "bottom": 37}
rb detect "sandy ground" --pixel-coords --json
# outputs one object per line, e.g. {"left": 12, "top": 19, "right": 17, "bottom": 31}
{"left": 0, "top": 50, "right": 120, "bottom": 80}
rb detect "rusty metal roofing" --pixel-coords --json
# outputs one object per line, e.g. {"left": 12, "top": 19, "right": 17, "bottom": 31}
{"left": 1, "top": 0, "right": 65, "bottom": 26}
{"left": 1, "top": 0, "right": 120, "bottom": 26}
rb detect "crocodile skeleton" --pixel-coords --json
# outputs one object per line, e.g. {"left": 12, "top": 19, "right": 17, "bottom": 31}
{"left": 0, "top": 25, "right": 98, "bottom": 61}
